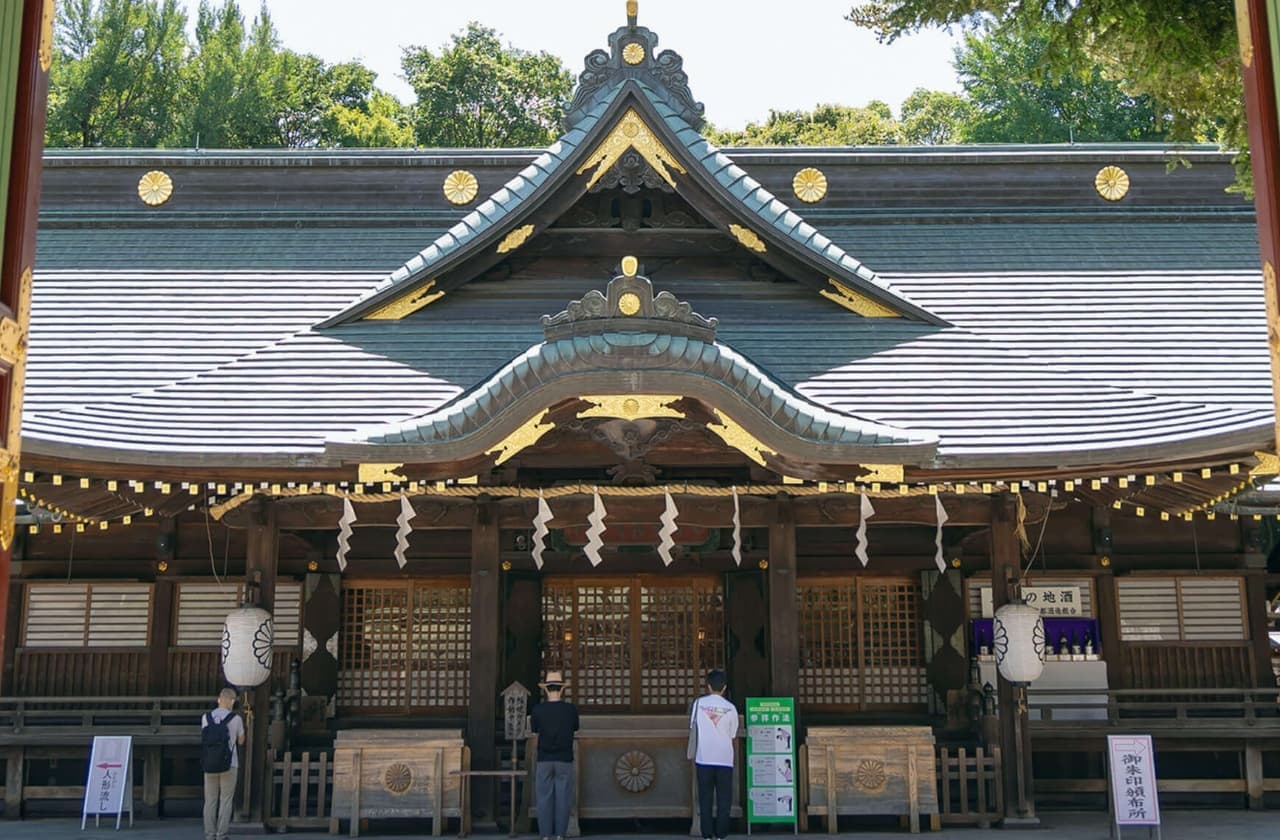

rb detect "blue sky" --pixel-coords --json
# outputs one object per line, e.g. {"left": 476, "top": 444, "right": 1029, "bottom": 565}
{"left": 185, "top": 0, "right": 965, "bottom": 130}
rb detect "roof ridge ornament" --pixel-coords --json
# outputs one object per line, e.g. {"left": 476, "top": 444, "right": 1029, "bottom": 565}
{"left": 564, "top": 6, "right": 705, "bottom": 131}
{"left": 541, "top": 256, "right": 717, "bottom": 342}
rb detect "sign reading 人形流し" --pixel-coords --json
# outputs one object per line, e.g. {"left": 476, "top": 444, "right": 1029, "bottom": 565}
{"left": 81, "top": 735, "right": 134, "bottom": 830}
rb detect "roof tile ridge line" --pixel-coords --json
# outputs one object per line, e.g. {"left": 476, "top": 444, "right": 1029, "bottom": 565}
{"left": 638, "top": 86, "right": 942, "bottom": 325}
{"left": 878, "top": 269, "right": 1268, "bottom": 279}
{"left": 319, "top": 84, "right": 629, "bottom": 327}
{"left": 21, "top": 322, "right": 350, "bottom": 427}
{"left": 328, "top": 335, "right": 937, "bottom": 448}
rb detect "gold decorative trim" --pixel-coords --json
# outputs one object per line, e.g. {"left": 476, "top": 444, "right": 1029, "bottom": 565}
{"left": 0, "top": 317, "right": 24, "bottom": 366}
{"left": 1250, "top": 451, "right": 1280, "bottom": 476}
{"left": 1265, "top": 262, "right": 1280, "bottom": 450}
{"left": 706, "top": 410, "right": 773, "bottom": 466}
{"left": 364, "top": 280, "right": 445, "bottom": 320}
{"left": 860, "top": 464, "right": 904, "bottom": 483}
{"left": 618, "top": 292, "right": 641, "bottom": 316}
{"left": 1235, "top": 0, "right": 1254, "bottom": 67}
{"left": 577, "top": 108, "right": 687, "bottom": 190}
{"left": 577, "top": 395, "right": 685, "bottom": 420}
{"left": 621, "top": 255, "right": 639, "bottom": 277}
{"left": 358, "top": 463, "right": 407, "bottom": 483}
{"left": 39, "top": 0, "right": 55, "bottom": 72}
{"left": 443, "top": 170, "right": 479, "bottom": 205}
{"left": 792, "top": 167, "right": 828, "bottom": 203}
{"left": 487, "top": 411, "right": 556, "bottom": 465}
{"left": 1095, "top": 165, "right": 1129, "bottom": 201}
{"left": 497, "top": 224, "right": 536, "bottom": 254}
{"left": 622, "top": 43, "right": 646, "bottom": 64}
{"left": 728, "top": 224, "right": 766, "bottom": 253}
{"left": 820, "top": 279, "right": 901, "bottom": 318}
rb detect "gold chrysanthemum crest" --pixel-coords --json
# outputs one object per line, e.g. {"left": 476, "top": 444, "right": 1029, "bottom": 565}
{"left": 622, "top": 43, "right": 645, "bottom": 64}
{"left": 443, "top": 170, "right": 479, "bottom": 205}
{"left": 792, "top": 167, "right": 828, "bottom": 203}
{"left": 137, "top": 171, "right": 173, "bottom": 206}
{"left": 1095, "top": 166, "right": 1129, "bottom": 201}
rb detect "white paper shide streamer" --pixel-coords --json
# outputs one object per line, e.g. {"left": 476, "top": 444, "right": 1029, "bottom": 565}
{"left": 531, "top": 491, "right": 553, "bottom": 570}
{"left": 855, "top": 492, "right": 875, "bottom": 567}
{"left": 337, "top": 497, "right": 356, "bottom": 572}
{"left": 934, "top": 494, "right": 949, "bottom": 573}
{"left": 658, "top": 489, "right": 679, "bottom": 567}
{"left": 731, "top": 487, "right": 742, "bottom": 567}
{"left": 584, "top": 487, "right": 607, "bottom": 567}
{"left": 393, "top": 493, "right": 415, "bottom": 569}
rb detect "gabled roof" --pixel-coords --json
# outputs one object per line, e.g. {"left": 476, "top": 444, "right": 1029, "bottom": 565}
{"left": 323, "top": 14, "right": 943, "bottom": 326}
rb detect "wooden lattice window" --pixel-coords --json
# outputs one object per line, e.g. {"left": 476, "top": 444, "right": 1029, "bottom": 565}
{"left": 174, "top": 581, "right": 302, "bottom": 647}
{"left": 337, "top": 579, "right": 470, "bottom": 713}
{"left": 542, "top": 576, "right": 724, "bottom": 712}
{"left": 22, "top": 583, "right": 152, "bottom": 648}
{"left": 798, "top": 576, "right": 926, "bottom": 711}
{"left": 1118, "top": 576, "right": 1248, "bottom": 642}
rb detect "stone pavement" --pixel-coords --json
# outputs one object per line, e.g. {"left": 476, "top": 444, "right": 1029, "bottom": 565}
{"left": 1, "top": 810, "right": 1277, "bottom": 840}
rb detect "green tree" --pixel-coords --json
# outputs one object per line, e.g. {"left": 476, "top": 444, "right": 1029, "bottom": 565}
{"left": 180, "top": 0, "right": 281, "bottom": 148}
{"left": 847, "top": 1, "right": 1247, "bottom": 189}
{"left": 708, "top": 102, "right": 902, "bottom": 146}
{"left": 898, "top": 88, "right": 973, "bottom": 144}
{"left": 953, "top": 20, "right": 1166, "bottom": 143}
{"left": 46, "top": 0, "right": 188, "bottom": 147}
{"left": 328, "top": 90, "right": 415, "bottom": 148}
{"left": 401, "top": 23, "right": 574, "bottom": 147}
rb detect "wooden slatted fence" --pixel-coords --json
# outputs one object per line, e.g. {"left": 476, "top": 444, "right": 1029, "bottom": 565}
{"left": 265, "top": 749, "right": 333, "bottom": 831}
{"left": 936, "top": 746, "right": 1002, "bottom": 827}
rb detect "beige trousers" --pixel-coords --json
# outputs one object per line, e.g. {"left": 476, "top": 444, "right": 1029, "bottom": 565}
{"left": 202, "top": 768, "right": 237, "bottom": 840}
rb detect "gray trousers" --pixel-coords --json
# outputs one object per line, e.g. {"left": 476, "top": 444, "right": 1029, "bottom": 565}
{"left": 535, "top": 760, "right": 574, "bottom": 838}
{"left": 202, "top": 769, "right": 236, "bottom": 840}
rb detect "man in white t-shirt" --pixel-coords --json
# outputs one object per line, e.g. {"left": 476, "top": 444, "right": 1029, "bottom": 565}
{"left": 200, "top": 688, "right": 245, "bottom": 840}
{"left": 690, "top": 669, "right": 738, "bottom": 840}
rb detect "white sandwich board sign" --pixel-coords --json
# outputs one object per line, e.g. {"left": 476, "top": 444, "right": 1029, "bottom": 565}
{"left": 1107, "top": 734, "right": 1160, "bottom": 839}
{"left": 81, "top": 735, "right": 134, "bottom": 830}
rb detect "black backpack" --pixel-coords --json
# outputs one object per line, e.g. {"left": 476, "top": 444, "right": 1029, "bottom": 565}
{"left": 200, "top": 711, "right": 235, "bottom": 773}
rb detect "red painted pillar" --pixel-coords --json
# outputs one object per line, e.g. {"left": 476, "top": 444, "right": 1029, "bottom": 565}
{"left": 0, "top": 0, "right": 53, "bottom": 681}
{"left": 1239, "top": 2, "right": 1280, "bottom": 447}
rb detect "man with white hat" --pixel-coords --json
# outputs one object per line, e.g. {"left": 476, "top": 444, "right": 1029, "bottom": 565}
{"left": 531, "top": 669, "right": 579, "bottom": 840}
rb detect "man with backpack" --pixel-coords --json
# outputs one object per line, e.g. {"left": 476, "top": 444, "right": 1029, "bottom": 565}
{"left": 201, "top": 687, "right": 245, "bottom": 840}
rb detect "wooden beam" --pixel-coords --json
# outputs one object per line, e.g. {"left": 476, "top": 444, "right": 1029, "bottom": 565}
{"left": 242, "top": 497, "right": 278, "bottom": 825}
{"left": 221, "top": 492, "right": 1014, "bottom": 530}
{"left": 768, "top": 496, "right": 799, "bottom": 699}
{"left": 467, "top": 500, "right": 501, "bottom": 822}
{"left": 990, "top": 494, "right": 1037, "bottom": 825}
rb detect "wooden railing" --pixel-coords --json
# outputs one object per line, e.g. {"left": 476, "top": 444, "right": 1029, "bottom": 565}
{"left": 265, "top": 750, "right": 334, "bottom": 831}
{"left": 0, "top": 696, "right": 210, "bottom": 739}
{"left": 1028, "top": 688, "right": 1280, "bottom": 730}
{"left": 936, "top": 746, "right": 1002, "bottom": 827}
{"left": 1117, "top": 643, "right": 1254, "bottom": 689}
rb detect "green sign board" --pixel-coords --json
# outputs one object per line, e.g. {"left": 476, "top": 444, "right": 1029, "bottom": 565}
{"left": 744, "top": 696, "right": 797, "bottom": 825}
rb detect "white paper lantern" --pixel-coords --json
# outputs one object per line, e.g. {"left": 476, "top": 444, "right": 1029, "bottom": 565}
{"left": 221, "top": 606, "right": 274, "bottom": 688}
{"left": 992, "top": 599, "right": 1046, "bottom": 685}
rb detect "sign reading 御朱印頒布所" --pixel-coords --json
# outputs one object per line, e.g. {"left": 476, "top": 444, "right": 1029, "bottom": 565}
{"left": 1107, "top": 734, "right": 1160, "bottom": 829}
{"left": 745, "top": 697, "right": 797, "bottom": 825}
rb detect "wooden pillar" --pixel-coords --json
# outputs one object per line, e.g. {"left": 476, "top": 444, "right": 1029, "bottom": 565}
{"left": 1238, "top": 1, "right": 1280, "bottom": 450}
{"left": 1094, "top": 574, "right": 1124, "bottom": 690}
{"left": 768, "top": 496, "right": 798, "bottom": 699}
{"left": 468, "top": 499, "right": 501, "bottom": 821}
{"left": 990, "top": 493, "right": 1037, "bottom": 826}
{"left": 0, "top": 0, "right": 54, "bottom": 687}
{"left": 242, "top": 498, "right": 278, "bottom": 824}
{"left": 1, "top": 578, "right": 18, "bottom": 695}
{"left": 148, "top": 519, "right": 177, "bottom": 697}
{"left": 1245, "top": 573, "right": 1274, "bottom": 691}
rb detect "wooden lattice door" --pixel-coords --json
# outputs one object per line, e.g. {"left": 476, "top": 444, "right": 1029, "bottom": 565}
{"left": 337, "top": 579, "right": 471, "bottom": 714}
{"left": 541, "top": 576, "right": 725, "bottom": 712}
{"left": 797, "top": 576, "right": 927, "bottom": 712}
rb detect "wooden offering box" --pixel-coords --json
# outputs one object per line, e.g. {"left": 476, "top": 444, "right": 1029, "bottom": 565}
{"left": 330, "top": 729, "right": 467, "bottom": 837}
{"left": 803, "top": 726, "right": 938, "bottom": 833}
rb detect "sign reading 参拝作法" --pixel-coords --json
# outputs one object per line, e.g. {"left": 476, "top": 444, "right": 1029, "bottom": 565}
{"left": 745, "top": 697, "right": 797, "bottom": 824}
{"left": 81, "top": 735, "right": 134, "bottom": 830}
{"left": 1107, "top": 734, "right": 1160, "bottom": 828}
{"left": 980, "top": 584, "right": 1082, "bottom": 617}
